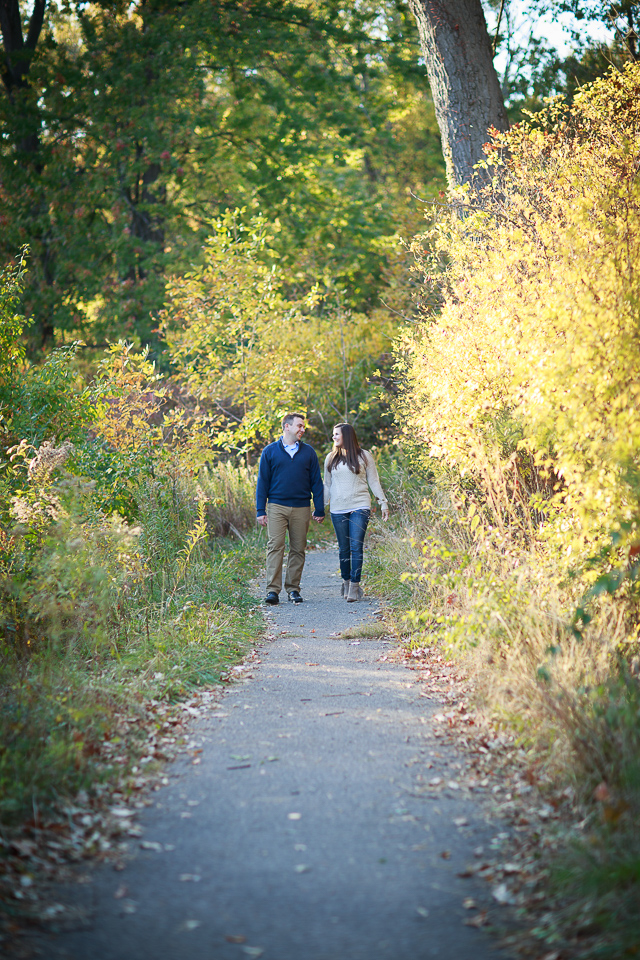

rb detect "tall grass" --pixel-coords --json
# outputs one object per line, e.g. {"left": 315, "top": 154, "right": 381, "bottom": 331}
{"left": 0, "top": 463, "right": 263, "bottom": 826}
{"left": 369, "top": 453, "right": 640, "bottom": 957}
{"left": 199, "top": 460, "right": 258, "bottom": 537}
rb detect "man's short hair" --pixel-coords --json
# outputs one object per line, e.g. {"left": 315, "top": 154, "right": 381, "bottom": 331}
{"left": 282, "top": 413, "right": 304, "bottom": 429}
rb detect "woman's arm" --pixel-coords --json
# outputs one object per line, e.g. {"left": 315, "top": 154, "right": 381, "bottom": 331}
{"left": 323, "top": 453, "right": 332, "bottom": 506}
{"left": 364, "top": 452, "right": 389, "bottom": 520}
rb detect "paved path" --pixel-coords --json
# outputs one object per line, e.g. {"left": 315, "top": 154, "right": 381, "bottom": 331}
{"left": 47, "top": 550, "right": 507, "bottom": 960}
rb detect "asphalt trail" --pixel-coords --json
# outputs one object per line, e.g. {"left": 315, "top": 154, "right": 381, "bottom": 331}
{"left": 46, "top": 549, "right": 507, "bottom": 960}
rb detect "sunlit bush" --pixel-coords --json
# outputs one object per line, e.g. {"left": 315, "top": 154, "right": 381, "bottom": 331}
{"left": 160, "top": 210, "right": 395, "bottom": 456}
{"left": 403, "top": 63, "right": 640, "bottom": 562}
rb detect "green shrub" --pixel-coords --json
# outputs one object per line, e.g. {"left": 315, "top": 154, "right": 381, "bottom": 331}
{"left": 0, "top": 265, "right": 265, "bottom": 826}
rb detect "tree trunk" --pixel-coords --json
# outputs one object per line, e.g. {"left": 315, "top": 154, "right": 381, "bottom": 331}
{"left": 407, "top": 0, "right": 508, "bottom": 187}
{"left": 0, "top": 0, "right": 47, "bottom": 98}
{"left": 1, "top": 0, "right": 57, "bottom": 348}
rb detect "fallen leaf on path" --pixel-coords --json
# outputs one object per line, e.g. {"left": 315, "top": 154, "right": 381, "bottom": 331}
{"left": 416, "top": 907, "right": 429, "bottom": 918}
{"left": 492, "top": 883, "right": 514, "bottom": 905}
{"left": 454, "top": 817, "right": 468, "bottom": 827}
{"left": 288, "top": 812, "right": 302, "bottom": 820}
{"left": 179, "top": 874, "right": 201, "bottom": 882}
{"left": 463, "top": 898, "right": 477, "bottom": 910}
{"left": 242, "top": 948, "right": 264, "bottom": 959}
{"left": 225, "top": 935, "right": 246, "bottom": 943}
{"left": 41, "top": 903, "right": 65, "bottom": 919}
{"left": 440, "top": 850, "right": 451, "bottom": 859}
{"left": 120, "top": 899, "right": 138, "bottom": 914}
{"left": 140, "top": 841, "right": 163, "bottom": 851}
{"left": 10, "top": 840, "right": 37, "bottom": 857}
{"left": 464, "top": 910, "right": 488, "bottom": 927}
{"left": 294, "top": 864, "right": 310, "bottom": 873}
{"left": 111, "top": 807, "right": 133, "bottom": 818}
{"left": 180, "top": 920, "right": 202, "bottom": 931}
{"left": 113, "top": 884, "right": 128, "bottom": 899}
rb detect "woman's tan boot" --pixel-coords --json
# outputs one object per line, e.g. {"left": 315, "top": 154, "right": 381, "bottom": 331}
{"left": 347, "top": 581, "right": 363, "bottom": 602}
{"left": 341, "top": 579, "right": 350, "bottom": 598}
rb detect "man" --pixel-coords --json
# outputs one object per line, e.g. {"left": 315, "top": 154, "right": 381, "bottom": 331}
{"left": 256, "top": 413, "right": 324, "bottom": 604}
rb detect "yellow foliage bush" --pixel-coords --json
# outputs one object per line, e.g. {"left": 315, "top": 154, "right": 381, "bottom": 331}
{"left": 403, "top": 63, "right": 640, "bottom": 553}
{"left": 160, "top": 211, "right": 395, "bottom": 456}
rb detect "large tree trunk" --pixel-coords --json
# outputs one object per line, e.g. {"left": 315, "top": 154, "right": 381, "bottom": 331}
{"left": 1, "top": 0, "right": 56, "bottom": 348}
{"left": 407, "top": 0, "right": 508, "bottom": 187}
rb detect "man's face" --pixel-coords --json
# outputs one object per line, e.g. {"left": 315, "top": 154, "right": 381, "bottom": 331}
{"left": 283, "top": 417, "right": 305, "bottom": 443}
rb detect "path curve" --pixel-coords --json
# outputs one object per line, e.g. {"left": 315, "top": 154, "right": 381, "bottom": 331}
{"left": 46, "top": 549, "right": 507, "bottom": 960}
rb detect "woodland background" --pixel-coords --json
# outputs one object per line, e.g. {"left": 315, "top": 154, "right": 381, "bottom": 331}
{"left": 1, "top": 1, "right": 640, "bottom": 957}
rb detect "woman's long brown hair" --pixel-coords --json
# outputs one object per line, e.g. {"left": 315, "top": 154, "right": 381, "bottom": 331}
{"left": 328, "top": 422, "right": 365, "bottom": 474}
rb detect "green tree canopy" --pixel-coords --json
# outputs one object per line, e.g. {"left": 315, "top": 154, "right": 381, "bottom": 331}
{"left": 0, "top": 0, "right": 444, "bottom": 353}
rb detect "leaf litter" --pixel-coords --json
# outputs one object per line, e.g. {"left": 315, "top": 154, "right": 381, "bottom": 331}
{"left": 399, "top": 642, "right": 606, "bottom": 957}
{"left": 0, "top": 649, "right": 263, "bottom": 949}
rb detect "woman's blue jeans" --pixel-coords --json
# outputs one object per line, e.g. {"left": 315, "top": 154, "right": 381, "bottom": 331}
{"left": 330, "top": 509, "right": 370, "bottom": 583}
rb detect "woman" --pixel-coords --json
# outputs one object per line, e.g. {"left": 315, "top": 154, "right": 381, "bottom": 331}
{"left": 323, "top": 423, "right": 389, "bottom": 602}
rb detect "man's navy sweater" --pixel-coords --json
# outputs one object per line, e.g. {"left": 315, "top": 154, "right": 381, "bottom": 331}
{"left": 256, "top": 439, "right": 324, "bottom": 517}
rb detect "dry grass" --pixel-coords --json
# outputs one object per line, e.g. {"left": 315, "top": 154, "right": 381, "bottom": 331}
{"left": 368, "top": 455, "right": 640, "bottom": 957}
{"left": 199, "top": 461, "right": 257, "bottom": 538}
{"left": 340, "top": 622, "right": 391, "bottom": 640}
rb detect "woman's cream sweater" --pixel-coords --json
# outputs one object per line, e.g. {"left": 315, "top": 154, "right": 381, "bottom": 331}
{"left": 323, "top": 450, "right": 387, "bottom": 514}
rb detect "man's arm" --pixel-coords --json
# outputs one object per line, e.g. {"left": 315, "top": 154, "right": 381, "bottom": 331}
{"left": 256, "top": 448, "right": 271, "bottom": 523}
{"left": 309, "top": 449, "right": 325, "bottom": 522}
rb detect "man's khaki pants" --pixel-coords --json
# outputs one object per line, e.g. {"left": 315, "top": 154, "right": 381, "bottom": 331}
{"left": 266, "top": 503, "right": 311, "bottom": 595}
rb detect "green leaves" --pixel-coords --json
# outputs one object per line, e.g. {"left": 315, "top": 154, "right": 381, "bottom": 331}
{"left": 161, "top": 210, "right": 396, "bottom": 453}
{"left": 0, "top": 0, "right": 444, "bottom": 352}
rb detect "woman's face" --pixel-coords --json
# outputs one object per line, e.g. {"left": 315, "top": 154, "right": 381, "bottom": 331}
{"left": 332, "top": 426, "right": 343, "bottom": 447}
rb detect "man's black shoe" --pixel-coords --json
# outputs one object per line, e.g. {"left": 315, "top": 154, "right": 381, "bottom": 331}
{"left": 288, "top": 590, "right": 303, "bottom": 604}
{"left": 265, "top": 592, "right": 279, "bottom": 605}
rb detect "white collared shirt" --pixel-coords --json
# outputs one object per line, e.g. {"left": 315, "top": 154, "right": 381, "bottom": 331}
{"left": 283, "top": 441, "right": 299, "bottom": 458}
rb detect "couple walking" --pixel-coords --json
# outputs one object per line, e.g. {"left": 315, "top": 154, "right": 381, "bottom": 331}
{"left": 256, "top": 413, "right": 388, "bottom": 605}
